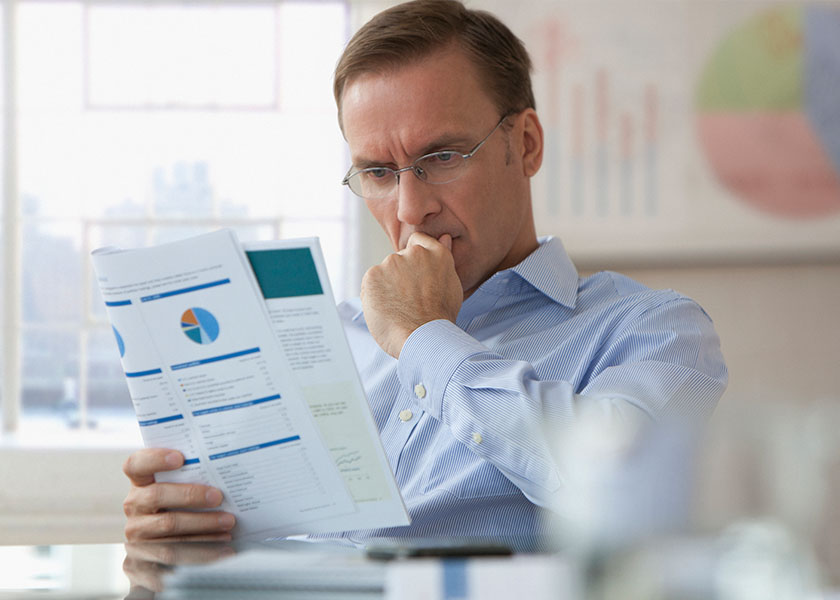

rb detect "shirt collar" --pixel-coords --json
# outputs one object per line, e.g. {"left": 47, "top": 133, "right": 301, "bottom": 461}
{"left": 507, "top": 236, "right": 578, "bottom": 308}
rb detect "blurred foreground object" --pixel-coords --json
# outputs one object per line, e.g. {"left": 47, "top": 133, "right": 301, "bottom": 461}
{"left": 546, "top": 398, "right": 840, "bottom": 597}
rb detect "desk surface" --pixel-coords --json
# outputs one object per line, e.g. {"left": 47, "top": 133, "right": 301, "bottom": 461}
{"left": 0, "top": 541, "right": 385, "bottom": 599}
{"left": 0, "top": 543, "right": 129, "bottom": 599}
{"left": 0, "top": 540, "right": 567, "bottom": 600}
{"left": 0, "top": 533, "right": 835, "bottom": 600}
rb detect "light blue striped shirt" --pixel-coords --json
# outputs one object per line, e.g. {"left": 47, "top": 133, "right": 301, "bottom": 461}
{"left": 337, "top": 236, "right": 727, "bottom": 540}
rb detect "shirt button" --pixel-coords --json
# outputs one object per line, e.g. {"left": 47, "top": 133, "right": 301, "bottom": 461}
{"left": 399, "top": 409, "right": 413, "bottom": 422}
{"left": 472, "top": 432, "right": 483, "bottom": 444}
{"left": 414, "top": 383, "right": 426, "bottom": 399}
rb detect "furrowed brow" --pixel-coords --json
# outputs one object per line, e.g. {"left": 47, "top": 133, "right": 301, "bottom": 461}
{"left": 351, "top": 157, "right": 395, "bottom": 170}
{"left": 415, "top": 134, "right": 473, "bottom": 157}
{"left": 350, "top": 132, "right": 474, "bottom": 169}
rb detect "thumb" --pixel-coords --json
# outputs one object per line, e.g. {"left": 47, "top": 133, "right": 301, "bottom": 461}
{"left": 438, "top": 233, "right": 453, "bottom": 251}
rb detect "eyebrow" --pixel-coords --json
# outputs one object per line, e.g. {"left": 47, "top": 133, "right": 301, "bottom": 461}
{"left": 352, "top": 132, "right": 475, "bottom": 169}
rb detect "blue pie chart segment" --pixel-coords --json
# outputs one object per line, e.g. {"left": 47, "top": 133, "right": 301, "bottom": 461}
{"left": 805, "top": 5, "right": 840, "bottom": 174}
{"left": 113, "top": 326, "right": 126, "bottom": 357}
{"left": 181, "top": 307, "right": 220, "bottom": 345}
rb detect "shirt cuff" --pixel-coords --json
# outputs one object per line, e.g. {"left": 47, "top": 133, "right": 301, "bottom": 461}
{"left": 397, "top": 319, "right": 490, "bottom": 420}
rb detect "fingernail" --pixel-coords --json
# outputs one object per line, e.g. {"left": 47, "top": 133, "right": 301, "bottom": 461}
{"left": 165, "top": 452, "right": 182, "bottom": 467}
{"left": 205, "top": 488, "right": 222, "bottom": 505}
{"left": 218, "top": 514, "right": 236, "bottom": 530}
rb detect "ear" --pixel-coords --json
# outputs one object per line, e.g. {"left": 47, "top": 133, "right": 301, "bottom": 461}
{"left": 518, "top": 109, "right": 544, "bottom": 177}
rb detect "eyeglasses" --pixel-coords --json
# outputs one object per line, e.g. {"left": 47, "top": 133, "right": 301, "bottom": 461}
{"left": 341, "top": 115, "right": 508, "bottom": 199}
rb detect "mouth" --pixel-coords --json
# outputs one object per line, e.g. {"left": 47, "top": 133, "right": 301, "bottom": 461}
{"left": 398, "top": 231, "right": 458, "bottom": 250}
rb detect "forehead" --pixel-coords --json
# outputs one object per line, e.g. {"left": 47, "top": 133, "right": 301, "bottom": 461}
{"left": 340, "top": 48, "right": 499, "bottom": 161}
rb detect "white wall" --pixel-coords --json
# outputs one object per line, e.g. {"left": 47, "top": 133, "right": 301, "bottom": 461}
{"left": 617, "top": 262, "right": 840, "bottom": 409}
{"left": 0, "top": 445, "right": 132, "bottom": 544}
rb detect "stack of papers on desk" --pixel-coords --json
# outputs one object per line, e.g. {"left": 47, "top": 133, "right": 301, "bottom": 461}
{"left": 162, "top": 543, "right": 385, "bottom": 596}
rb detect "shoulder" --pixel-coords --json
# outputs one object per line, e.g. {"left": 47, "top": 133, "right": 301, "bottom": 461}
{"left": 580, "top": 270, "right": 696, "bottom": 310}
{"left": 574, "top": 271, "right": 717, "bottom": 340}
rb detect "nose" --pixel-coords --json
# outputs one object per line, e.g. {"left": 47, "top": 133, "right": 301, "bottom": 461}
{"left": 395, "top": 170, "right": 441, "bottom": 225}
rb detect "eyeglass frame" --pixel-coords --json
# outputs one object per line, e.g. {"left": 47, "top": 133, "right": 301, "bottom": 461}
{"left": 341, "top": 114, "right": 510, "bottom": 199}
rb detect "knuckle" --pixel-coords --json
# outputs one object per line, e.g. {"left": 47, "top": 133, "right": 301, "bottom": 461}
{"left": 122, "top": 454, "right": 136, "bottom": 477}
{"left": 158, "top": 545, "right": 177, "bottom": 566}
{"left": 123, "top": 497, "right": 135, "bottom": 518}
{"left": 124, "top": 520, "right": 141, "bottom": 542}
{"left": 123, "top": 487, "right": 144, "bottom": 517}
{"left": 151, "top": 484, "right": 168, "bottom": 510}
{"left": 158, "top": 511, "right": 178, "bottom": 536}
{"left": 187, "top": 485, "right": 205, "bottom": 506}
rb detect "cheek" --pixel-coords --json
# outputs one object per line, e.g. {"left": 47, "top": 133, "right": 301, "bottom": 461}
{"left": 365, "top": 198, "right": 402, "bottom": 248}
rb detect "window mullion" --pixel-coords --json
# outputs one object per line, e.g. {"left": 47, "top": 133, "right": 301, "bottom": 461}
{"left": 2, "top": 0, "right": 21, "bottom": 434}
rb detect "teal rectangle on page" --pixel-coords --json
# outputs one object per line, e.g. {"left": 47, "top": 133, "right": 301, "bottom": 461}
{"left": 246, "top": 248, "right": 324, "bottom": 299}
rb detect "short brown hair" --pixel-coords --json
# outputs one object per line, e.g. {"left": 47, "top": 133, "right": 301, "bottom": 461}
{"left": 334, "top": 0, "right": 534, "bottom": 127}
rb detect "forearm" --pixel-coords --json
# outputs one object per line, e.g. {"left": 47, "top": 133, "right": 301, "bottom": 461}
{"left": 396, "top": 316, "right": 726, "bottom": 508}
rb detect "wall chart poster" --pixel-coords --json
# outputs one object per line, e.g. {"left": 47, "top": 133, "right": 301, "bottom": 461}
{"left": 480, "top": 0, "right": 840, "bottom": 265}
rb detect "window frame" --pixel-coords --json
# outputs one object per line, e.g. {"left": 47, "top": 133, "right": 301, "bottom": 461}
{"left": 1, "top": 0, "right": 358, "bottom": 437}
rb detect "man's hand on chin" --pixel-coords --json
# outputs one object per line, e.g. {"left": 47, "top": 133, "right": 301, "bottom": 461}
{"left": 360, "top": 232, "right": 463, "bottom": 358}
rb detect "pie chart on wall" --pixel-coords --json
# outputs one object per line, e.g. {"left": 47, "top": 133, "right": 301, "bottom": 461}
{"left": 695, "top": 4, "right": 840, "bottom": 219}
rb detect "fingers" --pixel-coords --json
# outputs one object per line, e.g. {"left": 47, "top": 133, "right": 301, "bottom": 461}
{"left": 125, "top": 541, "right": 236, "bottom": 566}
{"left": 405, "top": 231, "right": 451, "bottom": 252}
{"left": 123, "top": 448, "right": 184, "bottom": 487}
{"left": 123, "top": 541, "right": 236, "bottom": 594}
{"left": 124, "top": 482, "right": 224, "bottom": 517}
{"left": 125, "top": 510, "right": 236, "bottom": 542}
{"left": 124, "top": 555, "right": 169, "bottom": 594}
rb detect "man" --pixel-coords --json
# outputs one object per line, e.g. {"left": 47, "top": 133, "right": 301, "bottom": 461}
{"left": 121, "top": 0, "right": 727, "bottom": 542}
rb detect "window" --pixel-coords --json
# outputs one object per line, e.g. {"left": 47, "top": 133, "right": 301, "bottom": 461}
{"left": 2, "top": 1, "right": 353, "bottom": 435}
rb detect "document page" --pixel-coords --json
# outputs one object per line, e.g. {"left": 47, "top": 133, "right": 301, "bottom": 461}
{"left": 92, "top": 230, "right": 358, "bottom": 539}
{"left": 92, "top": 229, "right": 409, "bottom": 538}
{"left": 243, "top": 238, "right": 410, "bottom": 533}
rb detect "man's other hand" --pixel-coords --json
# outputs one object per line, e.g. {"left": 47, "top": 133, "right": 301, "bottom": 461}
{"left": 122, "top": 448, "right": 236, "bottom": 542}
{"left": 361, "top": 232, "right": 463, "bottom": 358}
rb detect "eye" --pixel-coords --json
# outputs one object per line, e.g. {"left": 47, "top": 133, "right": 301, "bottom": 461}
{"left": 365, "top": 167, "right": 390, "bottom": 180}
{"left": 433, "top": 151, "right": 455, "bottom": 162}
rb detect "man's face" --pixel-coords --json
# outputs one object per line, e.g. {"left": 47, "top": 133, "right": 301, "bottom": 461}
{"left": 340, "top": 46, "right": 540, "bottom": 296}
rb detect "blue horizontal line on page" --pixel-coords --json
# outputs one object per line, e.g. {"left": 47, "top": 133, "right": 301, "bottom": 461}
{"left": 192, "top": 394, "right": 281, "bottom": 417}
{"left": 105, "top": 299, "right": 132, "bottom": 307}
{"left": 170, "top": 347, "right": 259, "bottom": 371}
{"left": 208, "top": 436, "right": 301, "bottom": 460}
{"left": 138, "top": 414, "right": 184, "bottom": 427}
{"left": 140, "top": 278, "right": 231, "bottom": 302}
{"left": 125, "top": 368, "right": 163, "bottom": 378}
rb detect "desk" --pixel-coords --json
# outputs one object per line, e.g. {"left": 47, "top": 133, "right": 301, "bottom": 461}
{"left": 0, "top": 544, "right": 128, "bottom": 599}
{"left": 1, "top": 535, "right": 835, "bottom": 600}
{"left": 0, "top": 541, "right": 569, "bottom": 600}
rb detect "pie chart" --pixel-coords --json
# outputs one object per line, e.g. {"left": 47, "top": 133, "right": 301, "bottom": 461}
{"left": 113, "top": 326, "right": 125, "bottom": 357}
{"left": 181, "top": 307, "right": 220, "bottom": 345}
{"left": 695, "top": 5, "right": 840, "bottom": 219}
